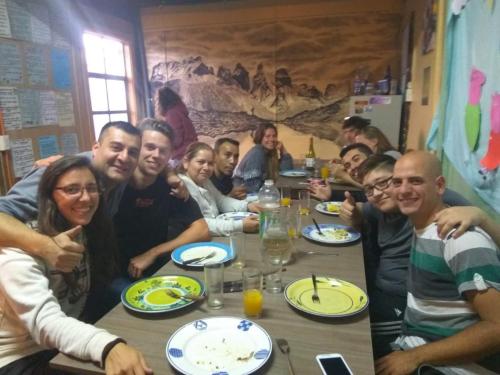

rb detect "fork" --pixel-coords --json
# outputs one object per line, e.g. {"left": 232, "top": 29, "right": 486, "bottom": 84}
{"left": 311, "top": 274, "right": 320, "bottom": 304}
{"left": 182, "top": 250, "right": 216, "bottom": 265}
{"left": 276, "top": 338, "right": 296, "bottom": 375}
{"left": 165, "top": 289, "right": 205, "bottom": 301}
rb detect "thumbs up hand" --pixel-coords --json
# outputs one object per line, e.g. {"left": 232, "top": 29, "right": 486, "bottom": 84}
{"left": 43, "top": 226, "right": 85, "bottom": 272}
{"left": 340, "top": 191, "right": 362, "bottom": 229}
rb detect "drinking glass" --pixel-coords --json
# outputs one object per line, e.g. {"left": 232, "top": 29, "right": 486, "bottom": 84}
{"left": 242, "top": 268, "right": 263, "bottom": 318}
{"left": 298, "top": 190, "right": 310, "bottom": 215}
{"left": 230, "top": 232, "right": 246, "bottom": 268}
{"left": 280, "top": 187, "right": 291, "bottom": 207}
{"left": 320, "top": 163, "right": 330, "bottom": 181}
{"left": 204, "top": 261, "right": 224, "bottom": 309}
{"left": 261, "top": 209, "right": 292, "bottom": 265}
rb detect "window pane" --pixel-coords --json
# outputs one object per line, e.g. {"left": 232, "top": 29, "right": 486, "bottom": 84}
{"left": 107, "top": 79, "right": 127, "bottom": 111}
{"left": 89, "top": 78, "right": 109, "bottom": 111}
{"left": 83, "top": 33, "right": 105, "bottom": 74}
{"left": 93, "top": 114, "right": 110, "bottom": 140}
{"left": 110, "top": 113, "right": 129, "bottom": 122}
{"left": 103, "top": 38, "right": 125, "bottom": 76}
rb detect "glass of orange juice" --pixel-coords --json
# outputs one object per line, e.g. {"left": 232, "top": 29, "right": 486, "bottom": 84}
{"left": 320, "top": 164, "right": 330, "bottom": 181}
{"left": 298, "top": 190, "right": 310, "bottom": 215}
{"left": 242, "top": 268, "right": 263, "bottom": 318}
{"left": 280, "top": 187, "right": 291, "bottom": 207}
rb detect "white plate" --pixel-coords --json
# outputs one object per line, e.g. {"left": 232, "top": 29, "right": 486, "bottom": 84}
{"left": 315, "top": 201, "right": 342, "bottom": 216}
{"left": 217, "top": 212, "right": 257, "bottom": 220}
{"left": 172, "top": 242, "right": 234, "bottom": 268}
{"left": 166, "top": 316, "right": 272, "bottom": 375}
{"left": 279, "top": 169, "right": 306, "bottom": 177}
{"left": 302, "top": 224, "right": 361, "bottom": 244}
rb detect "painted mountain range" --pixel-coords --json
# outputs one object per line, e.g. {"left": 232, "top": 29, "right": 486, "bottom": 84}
{"left": 150, "top": 56, "right": 346, "bottom": 142}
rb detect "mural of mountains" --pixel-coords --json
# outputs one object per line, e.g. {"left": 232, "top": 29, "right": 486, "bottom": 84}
{"left": 150, "top": 56, "right": 346, "bottom": 141}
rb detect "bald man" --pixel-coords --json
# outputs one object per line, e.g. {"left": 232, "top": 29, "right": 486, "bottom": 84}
{"left": 376, "top": 151, "right": 500, "bottom": 375}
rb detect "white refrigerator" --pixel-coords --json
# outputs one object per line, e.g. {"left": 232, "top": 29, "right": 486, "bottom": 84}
{"left": 348, "top": 95, "right": 403, "bottom": 148}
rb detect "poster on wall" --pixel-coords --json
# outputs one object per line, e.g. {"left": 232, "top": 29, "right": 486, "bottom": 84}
{"left": 0, "top": 41, "right": 22, "bottom": 84}
{"left": 0, "top": 0, "right": 11, "bottom": 38}
{"left": 422, "top": 0, "right": 437, "bottom": 54}
{"left": 10, "top": 138, "right": 34, "bottom": 178}
{"left": 6, "top": 0, "right": 31, "bottom": 41}
{"left": 60, "top": 132, "right": 79, "bottom": 155}
{"left": 51, "top": 48, "right": 73, "bottom": 90}
{"left": 38, "top": 135, "right": 59, "bottom": 158}
{"left": 0, "top": 87, "right": 22, "bottom": 130}
{"left": 56, "top": 92, "right": 75, "bottom": 127}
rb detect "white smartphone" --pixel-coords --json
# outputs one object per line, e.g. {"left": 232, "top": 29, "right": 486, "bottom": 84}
{"left": 316, "top": 353, "right": 353, "bottom": 375}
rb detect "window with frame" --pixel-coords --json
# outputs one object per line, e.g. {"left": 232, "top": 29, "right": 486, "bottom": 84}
{"left": 83, "top": 32, "right": 130, "bottom": 140}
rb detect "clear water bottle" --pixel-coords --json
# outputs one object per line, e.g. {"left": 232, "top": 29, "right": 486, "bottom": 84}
{"left": 257, "top": 180, "right": 280, "bottom": 238}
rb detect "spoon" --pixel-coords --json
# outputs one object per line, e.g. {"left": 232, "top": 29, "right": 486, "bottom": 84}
{"left": 276, "top": 338, "right": 296, "bottom": 375}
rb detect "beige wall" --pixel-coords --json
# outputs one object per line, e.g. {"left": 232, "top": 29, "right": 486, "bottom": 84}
{"left": 141, "top": 0, "right": 404, "bottom": 160}
{"left": 403, "top": 0, "right": 445, "bottom": 150}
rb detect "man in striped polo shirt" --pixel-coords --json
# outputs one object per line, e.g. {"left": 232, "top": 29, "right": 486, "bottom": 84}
{"left": 376, "top": 151, "right": 500, "bottom": 375}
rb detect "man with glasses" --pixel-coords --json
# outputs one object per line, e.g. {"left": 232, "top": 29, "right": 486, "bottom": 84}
{"left": 341, "top": 154, "right": 474, "bottom": 359}
{"left": 0, "top": 121, "right": 141, "bottom": 273}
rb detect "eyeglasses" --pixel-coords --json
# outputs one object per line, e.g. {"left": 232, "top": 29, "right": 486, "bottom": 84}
{"left": 55, "top": 183, "right": 100, "bottom": 197}
{"left": 363, "top": 176, "right": 393, "bottom": 197}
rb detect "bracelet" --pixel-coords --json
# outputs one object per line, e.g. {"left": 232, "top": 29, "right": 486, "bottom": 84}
{"left": 101, "top": 338, "right": 127, "bottom": 366}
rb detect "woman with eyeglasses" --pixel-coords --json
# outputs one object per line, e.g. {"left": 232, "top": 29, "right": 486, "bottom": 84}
{"left": 0, "top": 156, "right": 151, "bottom": 374}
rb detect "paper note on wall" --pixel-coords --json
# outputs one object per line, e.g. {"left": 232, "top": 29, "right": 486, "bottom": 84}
{"left": 10, "top": 138, "right": 34, "bottom": 178}
{"left": 29, "top": 1, "right": 51, "bottom": 45}
{"left": 39, "top": 91, "right": 57, "bottom": 125}
{"left": 60, "top": 133, "right": 79, "bottom": 155}
{"left": 6, "top": 0, "right": 31, "bottom": 41}
{"left": 0, "top": 41, "right": 22, "bottom": 84}
{"left": 38, "top": 135, "right": 60, "bottom": 159}
{"left": 0, "top": 87, "right": 21, "bottom": 130}
{"left": 56, "top": 92, "right": 75, "bottom": 127}
{"left": 51, "top": 48, "right": 72, "bottom": 90}
{"left": 0, "top": 0, "right": 12, "bottom": 38}
{"left": 26, "top": 45, "right": 49, "bottom": 86}
{"left": 18, "top": 89, "right": 41, "bottom": 128}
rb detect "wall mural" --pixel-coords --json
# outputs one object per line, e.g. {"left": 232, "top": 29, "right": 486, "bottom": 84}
{"left": 143, "top": 11, "right": 401, "bottom": 158}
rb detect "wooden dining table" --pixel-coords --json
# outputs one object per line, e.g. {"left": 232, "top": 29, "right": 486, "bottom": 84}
{"left": 275, "top": 175, "right": 361, "bottom": 193}
{"left": 51, "top": 201, "right": 374, "bottom": 374}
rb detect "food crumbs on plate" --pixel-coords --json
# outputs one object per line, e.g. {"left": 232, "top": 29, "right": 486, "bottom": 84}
{"left": 237, "top": 351, "right": 254, "bottom": 362}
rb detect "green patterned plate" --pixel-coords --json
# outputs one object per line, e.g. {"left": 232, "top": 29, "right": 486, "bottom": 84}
{"left": 121, "top": 275, "right": 205, "bottom": 314}
{"left": 284, "top": 277, "right": 368, "bottom": 318}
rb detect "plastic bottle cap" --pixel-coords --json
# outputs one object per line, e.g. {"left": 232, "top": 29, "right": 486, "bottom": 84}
{"left": 264, "top": 180, "right": 273, "bottom": 186}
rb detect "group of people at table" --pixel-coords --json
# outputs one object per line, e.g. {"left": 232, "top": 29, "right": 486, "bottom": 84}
{"left": 0, "top": 88, "right": 498, "bottom": 375}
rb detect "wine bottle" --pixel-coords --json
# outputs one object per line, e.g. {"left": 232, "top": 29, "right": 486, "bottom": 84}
{"left": 305, "top": 137, "right": 316, "bottom": 171}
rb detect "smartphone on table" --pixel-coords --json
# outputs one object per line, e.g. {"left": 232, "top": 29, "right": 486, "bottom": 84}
{"left": 316, "top": 353, "right": 353, "bottom": 375}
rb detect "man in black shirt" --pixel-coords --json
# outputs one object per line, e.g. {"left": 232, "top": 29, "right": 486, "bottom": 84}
{"left": 113, "top": 119, "right": 210, "bottom": 281}
{"left": 210, "top": 137, "right": 246, "bottom": 199}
